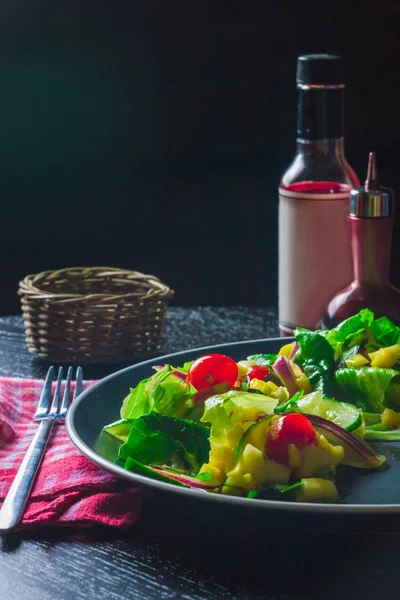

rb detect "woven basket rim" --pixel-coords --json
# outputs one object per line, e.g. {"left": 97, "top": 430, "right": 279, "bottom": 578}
{"left": 18, "top": 267, "right": 173, "bottom": 363}
{"left": 18, "top": 267, "right": 174, "bottom": 302}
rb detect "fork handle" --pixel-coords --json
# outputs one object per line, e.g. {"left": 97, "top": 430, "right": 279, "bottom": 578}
{"left": 0, "top": 418, "right": 54, "bottom": 531}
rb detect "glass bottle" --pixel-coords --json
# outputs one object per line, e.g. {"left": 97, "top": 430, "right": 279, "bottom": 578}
{"left": 323, "top": 152, "right": 400, "bottom": 327}
{"left": 279, "top": 54, "right": 360, "bottom": 336}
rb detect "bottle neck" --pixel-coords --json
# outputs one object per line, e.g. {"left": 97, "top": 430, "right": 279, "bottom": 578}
{"left": 297, "top": 85, "right": 344, "bottom": 142}
{"left": 351, "top": 216, "right": 393, "bottom": 285}
{"left": 296, "top": 137, "right": 345, "bottom": 157}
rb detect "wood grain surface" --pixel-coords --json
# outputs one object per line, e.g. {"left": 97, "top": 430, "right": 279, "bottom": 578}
{"left": 0, "top": 308, "right": 399, "bottom": 600}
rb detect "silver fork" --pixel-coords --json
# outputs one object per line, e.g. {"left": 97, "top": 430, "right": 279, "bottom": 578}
{"left": 0, "top": 366, "right": 83, "bottom": 531}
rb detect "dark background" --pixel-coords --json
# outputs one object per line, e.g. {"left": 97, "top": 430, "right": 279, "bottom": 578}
{"left": 1, "top": 1, "right": 400, "bottom": 314}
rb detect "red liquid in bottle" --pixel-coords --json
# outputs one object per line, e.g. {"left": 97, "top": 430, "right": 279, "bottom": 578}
{"left": 281, "top": 181, "right": 354, "bottom": 195}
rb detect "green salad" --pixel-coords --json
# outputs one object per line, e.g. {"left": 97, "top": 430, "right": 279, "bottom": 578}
{"left": 103, "top": 309, "right": 400, "bottom": 503}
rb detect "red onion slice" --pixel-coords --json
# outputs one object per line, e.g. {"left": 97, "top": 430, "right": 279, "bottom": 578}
{"left": 289, "top": 341, "right": 299, "bottom": 360}
{"left": 304, "top": 414, "right": 385, "bottom": 469}
{"left": 171, "top": 370, "right": 187, "bottom": 381}
{"left": 151, "top": 466, "right": 222, "bottom": 489}
{"left": 273, "top": 355, "right": 299, "bottom": 396}
{"left": 152, "top": 365, "right": 187, "bottom": 381}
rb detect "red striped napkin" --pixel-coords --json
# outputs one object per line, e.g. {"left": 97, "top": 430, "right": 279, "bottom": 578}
{"left": 0, "top": 377, "right": 143, "bottom": 528}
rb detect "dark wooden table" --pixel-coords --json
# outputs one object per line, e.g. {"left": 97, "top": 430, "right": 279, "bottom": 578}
{"left": 1, "top": 307, "right": 399, "bottom": 600}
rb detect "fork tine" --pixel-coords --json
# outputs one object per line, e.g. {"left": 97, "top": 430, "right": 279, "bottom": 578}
{"left": 34, "top": 366, "right": 55, "bottom": 420}
{"left": 58, "top": 366, "right": 73, "bottom": 417}
{"left": 74, "top": 366, "right": 83, "bottom": 399}
{"left": 48, "top": 367, "right": 63, "bottom": 418}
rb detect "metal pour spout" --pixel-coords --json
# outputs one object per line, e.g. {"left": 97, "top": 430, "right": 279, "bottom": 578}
{"left": 350, "top": 151, "right": 394, "bottom": 217}
{"left": 365, "top": 151, "right": 378, "bottom": 190}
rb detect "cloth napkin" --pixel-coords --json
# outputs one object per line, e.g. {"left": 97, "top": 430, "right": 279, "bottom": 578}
{"left": 0, "top": 377, "right": 143, "bottom": 528}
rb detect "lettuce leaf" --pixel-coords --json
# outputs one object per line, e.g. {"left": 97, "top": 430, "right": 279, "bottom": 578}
{"left": 319, "top": 308, "right": 374, "bottom": 359}
{"left": 121, "top": 379, "right": 150, "bottom": 420}
{"left": 334, "top": 367, "right": 398, "bottom": 413}
{"left": 201, "top": 391, "right": 278, "bottom": 438}
{"left": 121, "top": 365, "right": 195, "bottom": 420}
{"left": 118, "top": 412, "right": 210, "bottom": 473}
{"left": 293, "top": 330, "right": 335, "bottom": 397}
{"left": 200, "top": 397, "right": 231, "bottom": 438}
{"left": 247, "top": 353, "right": 278, "bottom": 367}
{"left": 369, "top": 316, "right": 400, "bottom": 348}
{"left": 382, "top": 378, "right": 400, "bottom": 411}
{"left": 295, "top": 329, "right": 335, "bottom": 364}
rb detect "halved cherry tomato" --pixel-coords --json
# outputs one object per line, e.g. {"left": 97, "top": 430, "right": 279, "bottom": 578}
{"left": 265, "top": 413, "right": 317, "bottom": 465}
{"left": 186, "top": 354, "right": 238, "bottom": 391}
{"left": 247, "top": 365, "right": 270, "bottom": 381}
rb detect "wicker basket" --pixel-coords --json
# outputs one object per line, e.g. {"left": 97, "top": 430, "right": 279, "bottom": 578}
{"left": 18, "top": 267, "right": 174, "bottom": 364}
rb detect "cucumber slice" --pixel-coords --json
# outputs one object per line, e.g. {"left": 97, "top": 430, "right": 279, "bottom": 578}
{"left": 103, "top": 418, "right": 135, "bottom": 442}
{"left": 235, "top": 415, "right": 277, "bottom": 460}
{"left": 296, "top": 394, "right": 361, "bottom": 432}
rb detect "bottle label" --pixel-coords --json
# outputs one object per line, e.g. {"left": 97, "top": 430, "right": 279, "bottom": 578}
{"left": 279, "top": 187, "right": 353, "bottom": 333}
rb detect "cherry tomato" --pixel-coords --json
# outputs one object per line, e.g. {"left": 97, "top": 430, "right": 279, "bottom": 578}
{"left": 186, "top": 354, "right": 238, "bottom": 391}
{"left": 247, "top": 365, "right": 270, "bottom": 381}
{"left": 266, "top": 414, "right": 317, "bottom": 465}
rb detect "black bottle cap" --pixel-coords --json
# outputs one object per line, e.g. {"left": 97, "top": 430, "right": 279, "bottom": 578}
{"left": 296, "top": 54, "right": 344, "bottom": 86}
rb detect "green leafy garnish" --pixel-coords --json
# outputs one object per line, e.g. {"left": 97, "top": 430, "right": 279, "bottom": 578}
{"left": 197, "top": 471, "right": 212, "bottom": 482}
{"left": 294, "top": 330, "right": 335, "bottom": 397}
{"left": 370, "top": 316, "right": 400, "bottom": 348}
{"left": 334, "top": 367, "right": 398, "bottom": 413}
{"left": 384, "top": 378, "right": 400, "bottom": 411}
{"left": 320, "top": 308, "right": 374, "bottom": 359}
{"left": 121, "top": 365, "right": 196, "bottom": 421}
{"left": 119, "top": 412, "right": 210, "bottom": 473}
{"left": 274, "top": 390, "right": 304, "bottom": 413}
{"left": 201, "top": 391, "right": 278, "bottom": 438}
{"left": 247, "top": 353, "right": 278, "bottom": 367}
